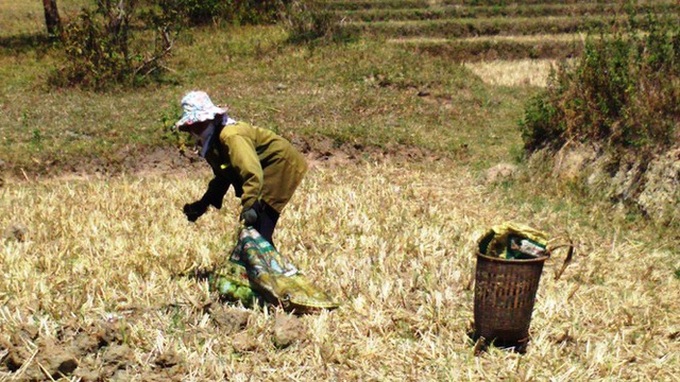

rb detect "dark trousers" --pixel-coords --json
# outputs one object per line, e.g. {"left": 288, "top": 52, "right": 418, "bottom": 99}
{"left": 254, "top": 202, "right": 280, "bottom": 247}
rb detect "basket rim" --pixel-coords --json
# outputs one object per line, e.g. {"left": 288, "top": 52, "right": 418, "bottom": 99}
{"left": 476, "top": 251, "right": 549, "bottom": 264}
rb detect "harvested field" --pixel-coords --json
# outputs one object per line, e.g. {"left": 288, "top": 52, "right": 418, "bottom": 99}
{"left": 344, "top": 16, "right": 620, "bottom": 38}
{"left": 463, "top": 59, "right": 558, "bottom": 87}
{"left": 388, "top": 35, "right": 585, "bottom": 61}
{"left": 335, "top": 3, "right": 679, "bottom": 22}
{"left": 0, "top": 0, "right": 678, "bottom": 380}
{"left": 2, "top": 160, "right": 678, "bottom": 380}
{"left": 330, "top": 0, "right": 680, "bottom": 61}
{"left": 321, "top": 0, "right": 678, "bottom": 11}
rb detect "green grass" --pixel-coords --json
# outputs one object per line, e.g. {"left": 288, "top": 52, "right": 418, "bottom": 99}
{"left": 389, "top": 36, "right": 585, "bottom": 61}
{"left": 0, "top": 1, "right": 673, "bottom": 174}
{"left": 0, "top": 22, "right": 536, "bottom": 175}
{"left": 0, "top": 0, "right": 90, "bottom": 37}
{"left": 343, "top": 14, "right": 677, "bottom": 39}
{"left": 336, "top": 3, "right": 680, "bottom": 22}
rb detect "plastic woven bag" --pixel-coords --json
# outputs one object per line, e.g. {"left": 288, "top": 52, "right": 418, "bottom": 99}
{"left": 476, "top": 221, "right": 574, "bottom": 280}
{"left": 478, "top": 222, "right": 549, "bottom": 259}
{"left": 210, "top": 260, "right": 256, "bottom": 307}
{"left": 230, "top": 227, "right": 340, "bottom": 313}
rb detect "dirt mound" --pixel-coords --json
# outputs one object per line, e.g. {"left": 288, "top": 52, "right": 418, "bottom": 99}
{"left": 0, "top": 318, "right": 185, "bottom": 381}
{"left": 0, "top": 304, "right": 313, "bottom": 380}
{"left": 288, "top": 133, "right": 436, "bottom": 169}
{"left": 0, "top": 322, "right": 145, "bottom": 381}
{"left": 272, "top": 314, "right": 306, "bottom": 349}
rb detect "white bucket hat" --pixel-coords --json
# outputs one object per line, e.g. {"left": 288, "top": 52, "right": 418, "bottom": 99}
{"left": 174, "top": 91, "right": 227, "bottom": 129}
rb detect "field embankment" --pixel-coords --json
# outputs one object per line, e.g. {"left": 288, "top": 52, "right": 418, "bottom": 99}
{"left": 322, "top": 0, "right": 680, "bottom": 61}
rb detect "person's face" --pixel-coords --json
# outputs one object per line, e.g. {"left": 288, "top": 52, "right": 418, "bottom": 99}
{"left": 179, "top": 119, "right": 212, "bottom": 146}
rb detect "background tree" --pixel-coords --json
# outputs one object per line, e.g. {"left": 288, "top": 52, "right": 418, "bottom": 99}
{"left": 42, "top": 0, "right": 62, "bottom": 39}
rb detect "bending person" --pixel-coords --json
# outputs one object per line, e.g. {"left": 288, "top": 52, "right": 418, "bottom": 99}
{"left": 175, "top": 90, "right": 307, "bottom": 247}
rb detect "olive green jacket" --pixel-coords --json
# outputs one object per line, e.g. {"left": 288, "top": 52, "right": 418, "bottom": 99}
{"left": 202, "top": 121, "right": 307, "bottom": 213}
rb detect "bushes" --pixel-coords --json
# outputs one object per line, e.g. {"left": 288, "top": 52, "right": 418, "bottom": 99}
{"left": 50, "top": 0, "right": 179, "bottom": 91}
{"left": 52, "top": 8, "right": 132, "bottom": 90}
{"left": 281, "top": 0, "right": 356, "bottom": 44}
{"left": 178, "top": 0, "right": 285, "bottom": 26}
{"left": 519, "top": 11, "right": 679, "bottom": 159}
{"left": 49, "top": 0, "right": 285, "bottom": 91}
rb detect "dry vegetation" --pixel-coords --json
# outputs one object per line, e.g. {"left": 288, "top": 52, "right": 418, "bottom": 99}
{"left": 464, "top": 59, "right": 558, "bottom": 87}
{"left": 1, "top": 0, "right": 679, "bottom": 381}
{"left": 2, "top": 159, "right": 678, "bottom": 380}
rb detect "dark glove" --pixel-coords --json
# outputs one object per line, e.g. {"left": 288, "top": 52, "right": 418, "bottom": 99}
{"left": 183, "top": 200, "right": 208, "bottom": 222}
{"left": 240, "top": 205, "right": 258, "bottom": 226}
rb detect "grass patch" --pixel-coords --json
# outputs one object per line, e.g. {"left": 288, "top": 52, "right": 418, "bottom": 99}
{"left": 319, "top": 0, "right": 678, "bottom": 11}
{"left": 464, "top": 59, "right": 559, "bottom": 87}
{"left": 390, "top": 36, "right": 584, "bottom": 61}
{"left": 336, "top": 3, "right": 680, "bottom": 22}
{"left": 344, "top": 14, "right": 676, "bottom": 39}
{"left": 0, "top": 24, "right": 535, "bottom": 174}
{"left": 0, "top": 0, "right": 90, "bottom": 37}
{"left": 0, "top": 1, "right": 678, "bottom": 380}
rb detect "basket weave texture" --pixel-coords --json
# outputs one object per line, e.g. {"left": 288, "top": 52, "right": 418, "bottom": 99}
{"left": 473, "top": 252, "right": 547, "bottom": 345}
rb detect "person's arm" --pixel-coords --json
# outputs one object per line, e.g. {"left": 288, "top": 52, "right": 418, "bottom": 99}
{"left": 200, "top": 175, "right": 230, "bottom": 209}
{"left": 183, "top": 176, "right": 231, "bottom": 222}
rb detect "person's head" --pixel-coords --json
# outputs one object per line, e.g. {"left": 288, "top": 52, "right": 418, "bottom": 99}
{"left": 175, "top": 91, "right": 226, "bottom": 156}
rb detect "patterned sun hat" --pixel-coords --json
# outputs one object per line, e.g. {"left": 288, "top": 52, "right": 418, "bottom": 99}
{"left": 174, "top": 91, "right": 226, "bottom": 129}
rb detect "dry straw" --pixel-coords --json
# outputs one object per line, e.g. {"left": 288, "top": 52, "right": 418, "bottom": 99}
{"left": 1, "top": 160, "right": 678, "bottom": 380}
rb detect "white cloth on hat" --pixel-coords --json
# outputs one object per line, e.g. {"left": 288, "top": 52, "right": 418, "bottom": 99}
{"left": 175, "top": 90, "right": 229, "bottom": 129}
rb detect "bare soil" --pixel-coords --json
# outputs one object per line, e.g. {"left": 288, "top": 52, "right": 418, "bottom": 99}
{"left": 0, "top": 134, "right": 438, "bottom": 184}
{"left": 0, "top": 304, "right": 294, "bottom": 381}
{"left": 0, "top": 316, "right": 185, "bottom": 381}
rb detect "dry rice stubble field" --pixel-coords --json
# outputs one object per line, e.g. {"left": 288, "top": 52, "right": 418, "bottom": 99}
{"left": 1, "top": 159, "right": 678, "bottom": 381}
{"left": 1, "top": 1, "right": 679, "bottom": 380}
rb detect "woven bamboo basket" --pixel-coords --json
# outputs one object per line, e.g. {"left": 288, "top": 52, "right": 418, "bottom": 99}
{"left": 473, "top": 252, "right": 548, "bottom": 349}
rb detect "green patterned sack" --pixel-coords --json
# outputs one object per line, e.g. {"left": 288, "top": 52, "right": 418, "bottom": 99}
{"left": 210, "top": 261, "right": 256, "bottom": 307}
{"left": 230, "top": 227, "right": 340, "bottom": 313}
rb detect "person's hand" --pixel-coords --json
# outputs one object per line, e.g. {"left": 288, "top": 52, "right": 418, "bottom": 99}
{"left": 183, "top": 200, "right": 208, "bottom": 222}
{"left": 240, "top": 206, "right": 258, "bottom": 226}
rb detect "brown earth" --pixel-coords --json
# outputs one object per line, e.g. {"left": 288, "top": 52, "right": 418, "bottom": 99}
{"left": 0, "top": 134, "right": 438, "bottom": 184}
{"left": 0, "top": 304, "right": 310, "bottom": 381}
{"left": 0, "top": 317, "right": 176, "bottom": 381}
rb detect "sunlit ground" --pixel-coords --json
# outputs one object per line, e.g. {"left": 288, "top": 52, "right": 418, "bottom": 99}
{"left": 1, "top": 160, "right": 677, "bottom": 380}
